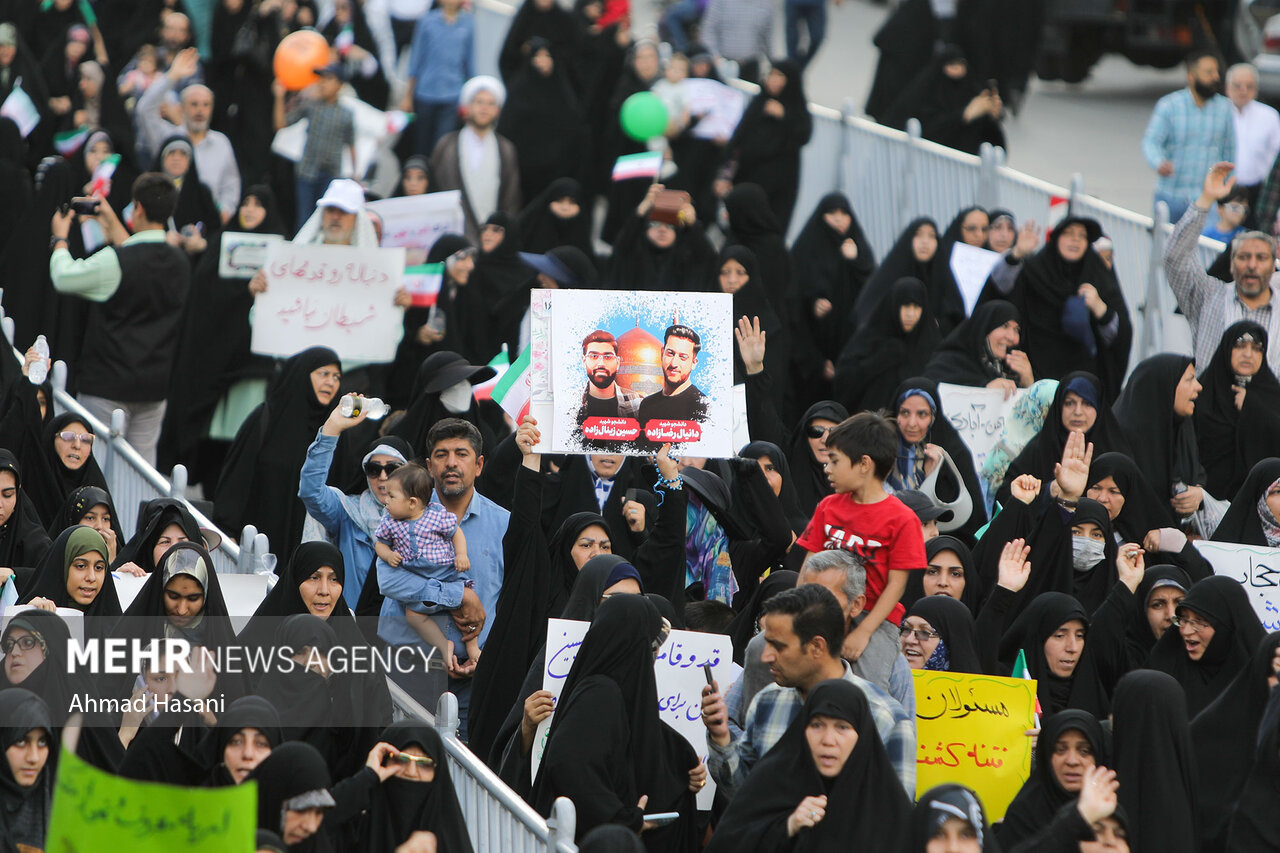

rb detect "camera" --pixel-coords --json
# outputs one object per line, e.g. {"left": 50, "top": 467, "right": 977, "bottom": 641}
{"left": 70, "top": 198, "right": 101, "bottom": 216}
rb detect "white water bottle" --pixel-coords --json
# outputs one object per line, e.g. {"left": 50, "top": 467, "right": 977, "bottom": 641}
{"left": 28, "top": 335, "right": 49, "bottom": 385}
{"left": 340, "top": 394, "right": 390, "bottom": 420}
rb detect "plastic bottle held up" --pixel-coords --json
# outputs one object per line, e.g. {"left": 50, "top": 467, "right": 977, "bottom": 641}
{"left": 28, "top": 335, "right": 49, "bottom": 385}
{"left": 340, "top": 394, "right": 390, "bottom": 420}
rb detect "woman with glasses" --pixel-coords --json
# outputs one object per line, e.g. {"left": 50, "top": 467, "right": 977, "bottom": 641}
{"left": 0, "top": 595, "right": 123, "bottom": 770}
{"left": 24, "top": 413, "right": 109, "bottom": 530}
{"left": 1148, "top": 574, "right": 1265, "bottom": 716}
{"left": 1193, "top": 322, "right": 1280, "bottom": 499}
{"left": 214, "top": 346, "right": 344, "bottom": 557}
{"left": 899, "top": 594, "right": 982, "bottom": 673}
{"left": 299, "top": 401, "right": 414, "bottom": 612}
{"left": 357, "top": 720, "right": 473, "bottom": 852}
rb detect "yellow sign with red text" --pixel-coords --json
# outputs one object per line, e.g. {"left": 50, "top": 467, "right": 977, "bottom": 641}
{"left": 913, "top": 670, "right": 1037, "bottom": 820}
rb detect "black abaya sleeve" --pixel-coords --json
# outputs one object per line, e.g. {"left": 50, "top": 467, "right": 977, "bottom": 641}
{"left": 743, "top": 370, "right": 791, "bottom": 452}
{"left": 1008, "top": 802, "right": 1097, "bottom": 853}
{"left": 975, "top": 584, "right": 1017, "bottom": 675}
{"left": 1086, "top": 581, "right": 1138, "bottom": 695}
{"left": 468, "top": 463, "right": 552, "bottom": 764}
{"left": 328, "top": 767, "right": 381, "bottom": 827}
{"left": 632, "top": 484, "right": 689, "bottom": 613}
{"left": 474, "top": 430, "right": 522, "bottom": 509}
{"left": 534, "top": 677, "right": 644, "bottom": 835}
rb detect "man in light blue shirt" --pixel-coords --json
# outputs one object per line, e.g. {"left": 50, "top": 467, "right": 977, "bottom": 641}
{"left": 402, "top": 0, "right": 474, "bottom": 156}
{"left": 379, "top": 417, "right": 506, "bottom": 738}
{"left": 1142, "top": 49, "right": 1236, "bottom": 222}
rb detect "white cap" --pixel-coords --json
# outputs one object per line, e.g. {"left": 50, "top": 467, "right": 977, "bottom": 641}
{"left": 316, "top": 178, "right": 365, "bottom": 213}
{"left": 459, "top": 75, "right": 506, "bottom": 108}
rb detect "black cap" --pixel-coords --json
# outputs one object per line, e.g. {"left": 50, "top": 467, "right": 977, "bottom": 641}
{"left": 895, "top": 489, "right": 953, "bottom": 523}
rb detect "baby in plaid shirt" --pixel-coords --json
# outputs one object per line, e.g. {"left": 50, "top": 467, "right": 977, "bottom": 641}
{"left": 374, "top": 463, "right": 476, "bottom": 663}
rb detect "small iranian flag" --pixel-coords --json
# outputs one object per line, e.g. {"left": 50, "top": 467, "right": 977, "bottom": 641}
{"left": 54, "top": 126, "right": 91, "bottom": 156}
{"left": 473, "top": 349, "right": 511, "bottom": 401}
{"left": 403, "top": 263, "right": 443, "bottom": 306}
{"left": 88, "top": 154, "right": 121, "bottom": 198}
{"left": 490, "top": 345, "right": 532, "bottom": 421}
{"left": 612, "top": 151, "right": 663, "bottom": 182}
{"left": 1012, "top": 648, "right": 1042, "bottom": 722}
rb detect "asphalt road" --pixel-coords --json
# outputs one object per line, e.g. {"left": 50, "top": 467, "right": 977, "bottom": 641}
{"left": 631, "top": 0, "right": 1191, "bottom": 215}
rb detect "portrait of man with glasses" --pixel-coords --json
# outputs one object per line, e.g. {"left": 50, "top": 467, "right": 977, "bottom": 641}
{"left": 575, "top": 330, "right": 642, "bottom": 426}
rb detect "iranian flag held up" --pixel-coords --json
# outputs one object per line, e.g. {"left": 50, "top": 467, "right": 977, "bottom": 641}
{"left": 489, "top": 345, "right": 532, "bottom": 421}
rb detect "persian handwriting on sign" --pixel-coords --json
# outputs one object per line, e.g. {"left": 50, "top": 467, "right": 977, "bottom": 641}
{"left": 47, "top": 745, "right": 256, "bottom": 851}
{"left": 938, "top": 383, "right": 1027, "bottom": 473}
{"left": 1193, "top": 541, "right": 1280, "bottom": 631}
{"left": 917, "top": 685, "right": 1012, "bottom": 721}
{"left": 918, "top": 741, "right": 1010, "bottom": 769}
{"left": 251, "top": 242, "right": 406, "bottom": 364}
{"left": 266, "top": 257, "right": 392, "bottom": 286}
{"left": 655, "top": 640, "right": 722, "bottom": 670}
{"left": 913, "top": 671, "right": 1036, "bottom": 821}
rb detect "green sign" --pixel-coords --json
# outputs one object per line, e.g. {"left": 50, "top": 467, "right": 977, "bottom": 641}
{"left": 47, "top": 747, "right": 256, "bottom": 851}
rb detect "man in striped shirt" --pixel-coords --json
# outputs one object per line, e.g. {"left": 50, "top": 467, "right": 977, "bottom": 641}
{"left": 1164, "top": 161, "right": 1280, "bottom": 376}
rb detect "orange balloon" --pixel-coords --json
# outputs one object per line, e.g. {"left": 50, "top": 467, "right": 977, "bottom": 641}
{"left": 273, "top": 30, "right": 331, "bottom": 91}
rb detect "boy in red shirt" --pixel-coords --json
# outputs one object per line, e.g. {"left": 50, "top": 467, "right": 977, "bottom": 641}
{"left": 795, "top": 411, "right": 927, "bottom": 661}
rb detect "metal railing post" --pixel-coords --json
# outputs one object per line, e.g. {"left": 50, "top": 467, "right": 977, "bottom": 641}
{"left": 435, "top": 692, "right": 460, "bottom": 738}
{"left": 978, "top": 143, "right": 998, "bottom": 210}
{"left": 1069, "top": 172, "right": 1085, "bottom": 215}
{"left": 1144, "top": 202, "right": 1171, "bottom": 359}
{"left": 169, "top": 464, "right": 188, "bottom": 499}
{"left": 237, "top": 525, "right": 258, "bottom": 573}
{"left": 548, "top": 798, "right": 578, "bottom": 852}
{"left": 839, "top": 97, "right": 857, "bottom": 197}
{"left": 904, "top": 118, "right": 923, "bottom": 228}
{"left": 253, "top": 533, "right": 273, "bottom": 572}
{"left": 51, "top": 360, "right": 68, "bottom": 394}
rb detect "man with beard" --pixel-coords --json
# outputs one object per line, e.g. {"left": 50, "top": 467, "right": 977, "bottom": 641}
{"left": 637, "top": 324, "right": 710, "bottom": 427}
{"left": 1142, "top": 49, "right": 1235, "bottom": 221}
{"left": 136, "top": 47, "right": 239, "bottom": 222}
{"left": 1166, "top": 161, "right": 1280, "bottom": 374}
{"left": 429, "top": 75, "right": 521, "bottom": 242}
{"left": 576, "top": 330, "right": 641, "bottom": 427}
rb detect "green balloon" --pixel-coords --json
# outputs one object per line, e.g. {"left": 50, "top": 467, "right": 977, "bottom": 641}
{"left": 620, "top": 92, "right": 669, "bottom": 142}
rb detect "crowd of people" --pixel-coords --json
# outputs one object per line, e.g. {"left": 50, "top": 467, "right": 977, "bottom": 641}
{"left": 1, "top": 0, "right": 1280, "bottom": 851}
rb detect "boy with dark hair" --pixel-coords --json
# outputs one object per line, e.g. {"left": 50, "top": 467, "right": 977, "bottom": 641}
{"left": 794, "top": 411, "right": 927, "bottom": 663}
{"left": 375, "top": 462, "right": 474, "bottom": 663}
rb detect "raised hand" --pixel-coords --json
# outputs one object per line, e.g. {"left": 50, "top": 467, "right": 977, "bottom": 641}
{"left": 1053, "top": 429, "right": 1093, "bottom": 501}
{"left": 997, "top": 538, "right": 1031, "bottom": 593}
{"left": 734, "top": 315, "right": 766, "bottom": 375}
{"left": 1116, "top": 543, "right": 1144, "bottom": 592}
{"left": 1009, "top": 474, "right": 1042, "bottom": 505}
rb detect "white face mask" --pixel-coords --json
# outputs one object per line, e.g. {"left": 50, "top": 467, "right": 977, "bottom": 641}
{"left": 1071, "top": 536, "right": 1106, "bottom": 572}
{"left": 440, "top": 380, "right": 473, "bottom": 413}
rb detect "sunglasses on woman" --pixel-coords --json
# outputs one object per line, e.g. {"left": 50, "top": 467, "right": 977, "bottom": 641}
{"left": 56, "top": 431, "right": 94, "bottom": 444}
{"left": 363, "top": 461, "right": 403, "bottom": 477}
{"left": 393, "top": 753, "right": 435, "bottom": 768}
{"left": 806, "top": 424, "right": 832, "bottom": 439}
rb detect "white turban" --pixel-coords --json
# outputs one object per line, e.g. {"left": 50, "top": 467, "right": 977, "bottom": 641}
{"left": 459, "top": 75, "right": 506, "bottom": 108}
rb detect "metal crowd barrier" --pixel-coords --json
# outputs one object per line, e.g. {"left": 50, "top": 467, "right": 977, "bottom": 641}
{"left": 389, "top": 683, "right": 579, "bottom": 853}
{"left": 471, "top": 0, "right": 1232, "bottom": 373}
